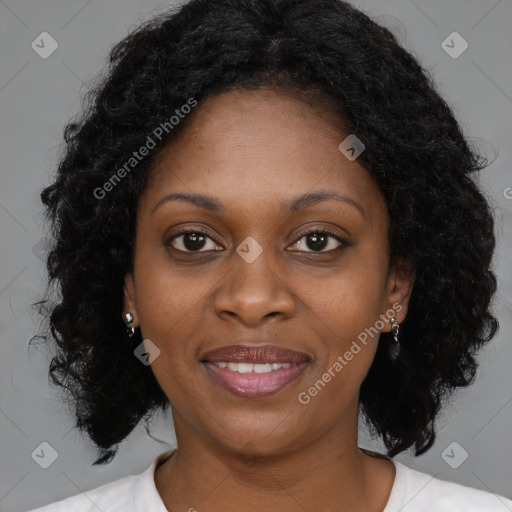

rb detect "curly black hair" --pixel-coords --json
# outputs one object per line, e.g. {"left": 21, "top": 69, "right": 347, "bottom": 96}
{"left": 33, "top": 0, "right": 498, "bottom": 465}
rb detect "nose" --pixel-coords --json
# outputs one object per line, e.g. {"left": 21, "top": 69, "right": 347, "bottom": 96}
{"left": 213, "top": 245, "right": 296, "bottom": 327}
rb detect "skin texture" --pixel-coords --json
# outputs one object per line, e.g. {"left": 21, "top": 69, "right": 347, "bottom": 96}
{"left": 123, "top": 88, "right": 414, "bottom": 511}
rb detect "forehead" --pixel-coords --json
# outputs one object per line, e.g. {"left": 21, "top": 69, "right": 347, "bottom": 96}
{"left": 143, "top": 88, "right": 385, "bottom": 221}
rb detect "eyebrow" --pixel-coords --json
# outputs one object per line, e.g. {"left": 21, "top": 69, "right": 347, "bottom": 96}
{"left": 151, "top": 190, "right": 365, "bottom": 217}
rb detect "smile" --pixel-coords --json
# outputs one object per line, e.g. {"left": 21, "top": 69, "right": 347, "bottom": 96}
{"left": 201, "top": 344, "right": 310, "bottom": 398}
{"left": 212, "top": 361, "right": 297, "bottom": 373}
{"left": 203, "top": 360, "right": 309, "bottom": 398}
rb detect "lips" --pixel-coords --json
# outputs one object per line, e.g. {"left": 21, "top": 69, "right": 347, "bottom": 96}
{"left": 202, "top": 345, "right": 309, "bottom": 364}
{"left": 201, "top": 344, "right": 310, "bottom": 398}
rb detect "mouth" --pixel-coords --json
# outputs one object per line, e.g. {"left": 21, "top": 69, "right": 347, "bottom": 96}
{"left": 201, "top": 344, "right": 310, "bottom": 398}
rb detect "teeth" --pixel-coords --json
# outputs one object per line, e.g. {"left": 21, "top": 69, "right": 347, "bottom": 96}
{"left": 213, "top": 362, "right": 297, "bottom": 373}
{"left": 254, "top": 363, "right": 272, "bottom": 373}
{"left": 237, "top": 363, "right": 254, "bottom": 374}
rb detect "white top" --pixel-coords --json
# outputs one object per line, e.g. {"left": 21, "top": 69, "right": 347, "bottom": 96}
{"left": 25, "top": 449, "right": 512, "bottom": 512}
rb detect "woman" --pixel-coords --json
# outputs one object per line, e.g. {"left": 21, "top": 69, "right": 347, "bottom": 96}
{"left": 27, "top": 0, "right": 512, "bottom": 510}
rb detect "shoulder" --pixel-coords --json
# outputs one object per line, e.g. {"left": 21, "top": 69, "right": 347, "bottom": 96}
{"left": 23, "top": 472, "right": 138, "bottom": 512}
{"left": 23, "top": 450, "right": 175, "bottom": 512}
{"left": 387, "top": 460, "right": 512, "bottom": 512}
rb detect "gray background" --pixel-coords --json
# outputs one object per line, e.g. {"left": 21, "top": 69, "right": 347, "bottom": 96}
{"left": 1, "top": 0, "right": 511, "bottom": 510}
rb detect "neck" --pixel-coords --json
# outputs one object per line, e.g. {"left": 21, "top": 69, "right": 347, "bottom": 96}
{"left": 154, "top": 404, "right": 395, "bottom": 512}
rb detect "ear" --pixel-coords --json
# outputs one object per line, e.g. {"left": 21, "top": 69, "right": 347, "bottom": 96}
{"left": 122, "top": 272, "right": 139, "bottom": 327}
{"left": 381, "top": 258, "right": 415, "bottom": 332}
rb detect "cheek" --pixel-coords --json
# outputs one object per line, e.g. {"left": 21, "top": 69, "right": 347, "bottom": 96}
{"left": 134, "top": 270, "right": 204, "bottom": 403}
{"left": 132, "top": 250, "right": 206, "bottom": 362}
{"left": 301, "top": 257, "right": 388, "bottom": 338}
{"left": 298, "top": 289, "right": 382, "bottom": 413}
{"left": 297, "top": 253, "right": 388, "bottom": 388}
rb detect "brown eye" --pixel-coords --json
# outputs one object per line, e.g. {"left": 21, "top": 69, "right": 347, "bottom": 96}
{"left": 166, "top": 229, "right": 222, "bottom": 253}
{"left": 289, "top": 229, "right": 347, "bottom": 253}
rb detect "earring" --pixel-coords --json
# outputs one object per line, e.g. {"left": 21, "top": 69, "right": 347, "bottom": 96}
{"left": 125, "top": 312, "right": 135, "bottom": 337}
{"left": 390, "top": 317, "right": 400, "bottom": 342}
{"left": 389, "top": 317, "right": 400, "bottom": 360}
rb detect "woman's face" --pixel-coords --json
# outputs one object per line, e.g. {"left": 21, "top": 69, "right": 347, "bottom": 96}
{"left": 124, "top": 88, "right": 413, "bottom": 455}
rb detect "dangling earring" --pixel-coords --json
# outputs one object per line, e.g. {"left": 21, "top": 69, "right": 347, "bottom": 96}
{"left": 389, "top": 317, "right": 400, "bottom": 360}
{"left": 125, "top": 312, "right": 136, "bottom": 337}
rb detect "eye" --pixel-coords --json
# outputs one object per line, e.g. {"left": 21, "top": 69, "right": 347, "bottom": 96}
{"left": 165, "top": 228, "right": 223, "bottom": 253}
{"left": 165, "top": 227, "right": 348, "bottom": 254}
{"left": 288, "top": 228, "right": 347, "bottom": 253}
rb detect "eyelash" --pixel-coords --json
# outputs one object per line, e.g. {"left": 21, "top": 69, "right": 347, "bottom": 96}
{"left": 164, "top": 227, "right": 348, "bottom": 254}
